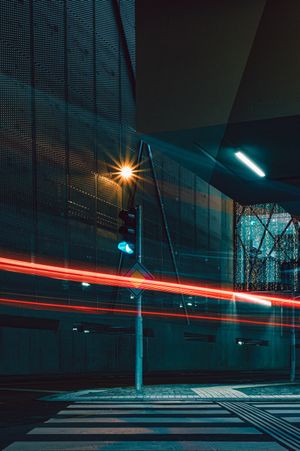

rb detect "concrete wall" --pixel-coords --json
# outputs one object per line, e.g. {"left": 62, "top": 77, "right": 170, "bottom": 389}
{"left": 0, "top": 306, "right": 292, "bottom": 376}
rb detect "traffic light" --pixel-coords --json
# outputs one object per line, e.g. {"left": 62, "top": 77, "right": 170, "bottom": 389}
{"left": 118, "top": 207, "right": 137, "bottom": 254}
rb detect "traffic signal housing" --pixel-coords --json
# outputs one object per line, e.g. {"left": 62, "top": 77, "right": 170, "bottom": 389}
{"left": 118, "top": 207, "right": 137, "bottom": 255}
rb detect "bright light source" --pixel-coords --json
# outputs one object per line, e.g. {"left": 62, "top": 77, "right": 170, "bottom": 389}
{"left": 118, "top": 241, "right": 134, "bottom": 255}
{"left": 110, "top": 158, "right": 140, "bottom": 184}
{"left": 119, "top": 165, "right": 133, "bottom": 180}
{"left": 256, "top": 299, "right": 272, "bottom": 307}
{"left": 235, "top": 151, "right": 266, "bottom": 177}
{"left": 237, "top": 340, "right": 244, "bottom": 346}
{"left": 81, "top": 282, "right": 90, "bottom": 287}
{"left": 83, "top": 329, "right": 90, "bottom": 334}
{"left": 187, "top": 302, "right": 193, "bottom": 306}
{"left": 233, "top": 293, "right": 272, "bottom": 307}
{"left": 72, "top": 327, "right": 78, "bottom": 332}
{"left": 130, "top": 294, "right": 135, "bottom": 300}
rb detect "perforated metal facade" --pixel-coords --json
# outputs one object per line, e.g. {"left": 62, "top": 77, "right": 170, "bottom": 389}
{"left": 0, "top": 0, "right": 233, "bottom": 308}
{"left": 0, "top": 1, "right": 244, "bottom": 377}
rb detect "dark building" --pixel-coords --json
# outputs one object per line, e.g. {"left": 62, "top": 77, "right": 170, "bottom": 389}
{"left": 0, "top": 0, "right": 299, "bottom": 378}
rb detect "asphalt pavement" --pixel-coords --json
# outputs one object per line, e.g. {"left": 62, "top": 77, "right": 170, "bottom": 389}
{"left": 3, "top": 379, "right": 300, "bottom": 450}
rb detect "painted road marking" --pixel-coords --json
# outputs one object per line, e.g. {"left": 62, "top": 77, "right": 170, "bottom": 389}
{"left": 3, "top": 441, "right": 287, "bottom": 451}
{"left": 28, "top": 426, "right": 262, "bottom": 434}
{"left": 46, "top": 416, "right": 244, "bottom": 424}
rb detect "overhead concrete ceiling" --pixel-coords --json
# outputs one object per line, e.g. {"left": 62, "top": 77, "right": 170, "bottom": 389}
{"left": 136, "top": 0, "right": 300, "bottom": 217}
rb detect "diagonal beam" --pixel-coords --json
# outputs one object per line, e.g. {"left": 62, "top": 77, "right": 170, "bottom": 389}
{"left": 112, "top": 0, "right": 136, "bottom": 100}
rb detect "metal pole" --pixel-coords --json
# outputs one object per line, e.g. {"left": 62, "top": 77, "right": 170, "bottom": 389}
{"left": 146, "top": 144, "right": 190, "bottom": 324}
{"left": 135, "top": 204, "right": 143, "bottom": 393}
{"left": 290, "top": 294, "right": 299, "bottom": 383}
{"left": 291, "top": 243, "right": 298, "bottom": 382}
{"left": 291, "top": 302, "right": 296, "bottom": 382}
{"left": 112, "top": 141, "right": 144, "bottom": 308}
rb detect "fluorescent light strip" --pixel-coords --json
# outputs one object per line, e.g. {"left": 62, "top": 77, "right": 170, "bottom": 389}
{"left": 235, "top": 151, "right": 266, "bottom": 177}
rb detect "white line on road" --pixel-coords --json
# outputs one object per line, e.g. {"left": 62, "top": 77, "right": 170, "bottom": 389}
{"left": 46, "top": 416, "right": 244, "bottom": 423}
{"left": 56, "top": 409, "right": 232, "bottom": 415}
{"left": 28, "top": 426, "right": 262, "bottom": 435}
{"left": 3, "top": 441, "right": 286, "bottom": 451}
{"left": 67, "top": 403, "right": 222, "bottom": 409}
{"left": 282, "top": 417, "right": 300, "bottom": 422}
{"left": 266, "top": 409, "right": 300, "bottom": 414}
{"left": 253, "top": 404, "right": 300, "bottom": 408}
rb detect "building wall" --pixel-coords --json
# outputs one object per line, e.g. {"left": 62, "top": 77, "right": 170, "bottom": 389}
{"left": 0, "top": 0, "right": 287, "bottom": 377}
{"left": 0, "top": 307, "right": 292, "bottom": 376}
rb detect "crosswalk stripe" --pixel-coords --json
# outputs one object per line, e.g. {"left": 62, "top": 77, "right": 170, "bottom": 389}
{"left": 68, "top": 403, "right": 221, "bottom": 409}
{"left": 4, "top": 401, "right": 290, "bottom": 451}
{"left": 3, "top": 440, "right": 287, "bottom": 450}
{"left": 46, "top": 416, "right": 244, "bottom": 423}
{"left": 252, "top": 404, "right": 300, "bottom": 408}
{"left": 73, "top": 398, "right": 209, "bottom": 407}
{"left": 266, "top": 409, "right": 300, "bottom": 414}
{"left": 28, "top": 426, "right": 261, "bottom": 435}
{"left": 56, "top": 408, "right": 231, "bottom": 415}
{"left": 282, "top": 417, "right": 300, "bottom": 423}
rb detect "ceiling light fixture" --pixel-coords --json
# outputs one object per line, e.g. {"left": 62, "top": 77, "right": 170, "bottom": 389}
{"left": 235, "top": 151, "right": 266, "bottom": 177}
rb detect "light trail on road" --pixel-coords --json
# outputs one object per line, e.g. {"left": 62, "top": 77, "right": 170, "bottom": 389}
{"left": 0, "top": 256, "right": 299, "bottom": 308}
{"left": 0, "top": 296, "right": 298, "bottom": 329}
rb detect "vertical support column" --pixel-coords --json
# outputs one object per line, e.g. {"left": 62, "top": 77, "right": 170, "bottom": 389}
{"left": 290, "top": 303, "right": 296, "bottom": 382}
{"left": 135, "top": 204, "right": 143, "bottom": 393}
{"left": 290, "top": 226, "right": 298, "bottom": 383}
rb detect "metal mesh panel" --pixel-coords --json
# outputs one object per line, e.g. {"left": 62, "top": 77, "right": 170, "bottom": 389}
{"left": 235, "top": 202, "right": 299, "bottom": 291}
{"left": 0, "top": 0, "right": 33, "bottom": 253}
{"left": 33, "top": 1, "right": 66, "bottom": 259}
{"left": 0, "top": 0, "right": 132, "bottom": 300}
{"left": 0, "top": 0, "right": 233, "bottom": 309}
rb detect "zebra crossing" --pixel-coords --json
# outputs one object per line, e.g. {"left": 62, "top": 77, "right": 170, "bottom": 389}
{"left": 3, "top": 401, "right": 290, "bottom": 450}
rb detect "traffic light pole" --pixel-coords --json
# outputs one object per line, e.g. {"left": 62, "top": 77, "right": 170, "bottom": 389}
{"left": 135, "top": 204, "right": 143, "bottom": 393}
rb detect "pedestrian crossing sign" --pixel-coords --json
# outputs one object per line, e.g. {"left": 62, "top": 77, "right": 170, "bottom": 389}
{"left": 125, "top": 262, "right": 153, "bottom": 297}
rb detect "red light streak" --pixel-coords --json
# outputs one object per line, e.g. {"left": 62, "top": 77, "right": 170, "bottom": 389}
{"left": 0, "top": 256, "right": 299, "bottom": 308}
{"left": 0, "top": 296, "right": 298, "bottom": 329}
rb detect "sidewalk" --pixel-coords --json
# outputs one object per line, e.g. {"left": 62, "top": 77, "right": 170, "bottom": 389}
{"left": 44, "top": 382, "right": 300, "bottom": 402}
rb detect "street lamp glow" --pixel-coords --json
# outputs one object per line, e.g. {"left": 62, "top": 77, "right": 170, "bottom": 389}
{"left": 119, "top": 165, "right": 133, "bottom": 180}
{"left": 81, "top": 282, "right": 90, "bottom": 287}
{"left": 235, "top": 151, "right": 266, "bottom": 177}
